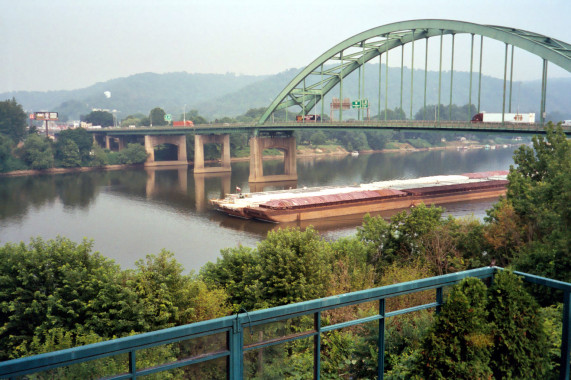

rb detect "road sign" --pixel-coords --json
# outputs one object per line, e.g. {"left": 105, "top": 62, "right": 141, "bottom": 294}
{"left": 164, "top": 114, "right": 172, "bottom": 122}
{"left": 351, "top": 99, "right": 369, "bottom": 109}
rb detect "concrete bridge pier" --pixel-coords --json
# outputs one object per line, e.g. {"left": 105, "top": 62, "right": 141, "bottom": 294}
{"left": 144, "top": 135, "right": 188, "bottom": 167}
{"left": 249, "top": 135, "right": 297, "bottom": 183}
{"left": 193, "top": 134, "right": 231, "bottom": 174}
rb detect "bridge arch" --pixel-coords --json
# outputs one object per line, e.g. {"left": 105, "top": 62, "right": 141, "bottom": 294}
{"left": 258, "top": 19, "right": 571, "bottom": 124}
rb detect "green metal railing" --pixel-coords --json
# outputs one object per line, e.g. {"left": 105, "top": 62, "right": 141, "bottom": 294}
{"left": 1, "top": 267, "right": 569, "bottom": 379}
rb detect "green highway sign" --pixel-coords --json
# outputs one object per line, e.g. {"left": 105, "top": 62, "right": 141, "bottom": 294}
{"left": 164, "top": 114, "right": 172, "bottom": 122}
{"left": 351, "top": 99, "right": 369, "bottom": 109}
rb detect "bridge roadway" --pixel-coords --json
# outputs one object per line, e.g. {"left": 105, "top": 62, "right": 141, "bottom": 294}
{"left": 88, "top": 120, "right": 571, "bottom": 136}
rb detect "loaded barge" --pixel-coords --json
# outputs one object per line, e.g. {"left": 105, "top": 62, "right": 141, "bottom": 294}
{"left": 209, "top": 171, "right": 509, "bottom": 223}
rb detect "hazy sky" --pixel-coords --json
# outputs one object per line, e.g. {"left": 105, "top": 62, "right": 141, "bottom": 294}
{"left": 1, "top": 0, "right": 570, "bottom": 93}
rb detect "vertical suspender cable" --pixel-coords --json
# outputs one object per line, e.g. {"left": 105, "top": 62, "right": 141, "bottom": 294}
{"left": 469, "top": 34, "right": 474, "bottom": 121}
{"left": 478, "top": 35, "right": 483, "bottom": 113}
{"left": 400, "top": 43, "right": 404, "bottom": 117}
{"left": 438, "top": 30, "right": 443, "bottom": 123}
{"left": 509, "top": 45, "right": 514, "bottom": 113}
{"left": 502, "top": 43, "right": 508, "bottom": 124}
{"left": 424, "top": 37, "right": 428, "bottom": 120}
{"left": 410, "top": 30, "right": 415, "bottom": 121}
{"left": 378, "top": 50, "right": 382, "bottom": 120}
{"left": 449, "top": 34, "right": 455, "bottom": 121}
{"left": 385, "top": 34, "right": 389, "bottom": 121}
{"left": 321, "top": 64, "right": 324, "bottom": 122}
{"left": 340, "top": 51, "right": 344, "bottom": 122}
{"left": 539, "top": 59, "right": 547, "bottom": 125}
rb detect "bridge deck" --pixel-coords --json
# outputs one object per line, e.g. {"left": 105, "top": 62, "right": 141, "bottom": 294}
{"left": 87, "top": 121, "right": 570, "bottom": 136}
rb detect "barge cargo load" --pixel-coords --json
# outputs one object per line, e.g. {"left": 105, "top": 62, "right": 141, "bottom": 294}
{"left": 209, "top": 171, "right": 509, "bottom": 223}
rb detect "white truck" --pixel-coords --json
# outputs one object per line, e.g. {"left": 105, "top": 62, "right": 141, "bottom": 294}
{"left": 471, "top": 112, "right": 535, "bottom": 123}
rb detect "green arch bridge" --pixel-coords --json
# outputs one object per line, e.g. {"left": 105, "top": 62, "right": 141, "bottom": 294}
{"left": 89, "top": 19, "right": 571, "bottom": 180}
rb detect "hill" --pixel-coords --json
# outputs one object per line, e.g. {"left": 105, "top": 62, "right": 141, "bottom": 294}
{"left": 2, "top": 67, "right": 570, "bottom": 122}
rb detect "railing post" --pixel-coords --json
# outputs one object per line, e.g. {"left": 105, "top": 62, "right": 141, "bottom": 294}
{"left": 436, "top": 287, "right": 443, "bottom": 314}
{"left": 561, "top": 291, "right": 571, "bottom": 380}
{"left": 230, "top": 317, "right": 244, "bottom": 380}
{"left": 129, "top": 350, "right": 136, "bottom": 378}
{"left": 314, "top": 312, "right": 321, "bottom": 379}
{"left": 378, "top": 298, "right": 386, "bottom": 380}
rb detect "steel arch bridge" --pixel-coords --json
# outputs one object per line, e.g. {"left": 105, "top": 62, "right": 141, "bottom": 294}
{"left": 258, "top": 19, "right": 571, "bottom": 125}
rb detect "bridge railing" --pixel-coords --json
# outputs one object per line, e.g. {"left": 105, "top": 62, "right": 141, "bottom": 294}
{"left": 1, "top": 266, "right": 569, "bottom": 379}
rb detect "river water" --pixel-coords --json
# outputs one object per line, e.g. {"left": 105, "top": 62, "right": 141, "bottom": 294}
{"left": 0, "top": 148, "right": 516, "bottom": 273}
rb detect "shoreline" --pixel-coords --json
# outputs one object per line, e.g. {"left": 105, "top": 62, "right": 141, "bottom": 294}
{"left": 0, "top": 143, "right": 511, "bottom": 178}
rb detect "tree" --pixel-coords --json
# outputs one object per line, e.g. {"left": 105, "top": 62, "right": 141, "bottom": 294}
{"left": 186, "top": 109, "right": 208, "bottom": 125}
{"left": 255, "top": 227, "right": 332, "bottom": 309}
{"left": 82, "top": 110, "right": 113, "bottom": 127}
{"left": 503, "top": 123, "right": 570, "bottom": 302}
{"left": 0, "top": 237, "right": 144, "bottom": 360}
{"left": 0, "top": 98, "right": 27, "bottom": 142}
{"left": 21, "top": 134, "right": 54, "bottom": 169}
{"left": 487, "top": 271, "right": 549, "bottom": 379}
{"left": 90, "top": 144, "right": 108, "bottom": 167}
{"left": 415, "top": 277, "right": 493, "bottom": 379}
{"left": 57, "top": 139, "right": 81, "bottom": 167}
{"left": 133, "top": 251, "right": 230, "bottom": 330}
{"left": 117, "top": 143, "right": 148, "bottom": 164}
{"left": 309, "top": 131, "right": 327, "bottom": 145}
{"left": 200, "top": 245, "right": 261, "bottom": 311}
{"left": 56, "top": 128, "right": 92, "bottom": 165}
{"left": 0, "top": 134, "right": 14, "bottom": 172}
{"left": 149, "top": 107, "right": 167, "bottom": 126}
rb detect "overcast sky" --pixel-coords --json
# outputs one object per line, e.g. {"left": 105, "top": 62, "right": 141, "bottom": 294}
{"left": 1, "top": 0, "right": 570, "bottom": 93}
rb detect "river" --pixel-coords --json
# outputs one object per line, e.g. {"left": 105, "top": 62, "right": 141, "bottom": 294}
{"left": 0, "top": 147, "right": 516, "bottom": 273}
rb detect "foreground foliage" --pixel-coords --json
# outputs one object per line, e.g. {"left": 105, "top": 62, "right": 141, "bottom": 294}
{"left": 0, "top": 238, "right": 229, "bottom": 361}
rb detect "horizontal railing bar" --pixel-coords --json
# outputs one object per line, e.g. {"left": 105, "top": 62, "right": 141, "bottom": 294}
{"left": 0, "top": 326, "right": 233, "bottom": 377}
{"left": 243, "top": 331, "right": 318, "bottom": 352}
{"left": 512, "top": 270, "right": 571, "bottom": 292}
{"left": 132, "top": 349, "right": 229, "bottom": 378}
{"left": 237, "top": 269, "right": 494, "bottom": 327}
{"left": 385, "top": 302, "right": 440, "bottom": 318}
{"left": 321, "top": 314, "right": 383, "bottom": 332}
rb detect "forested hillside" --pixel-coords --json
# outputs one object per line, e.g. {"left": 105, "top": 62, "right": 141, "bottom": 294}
{"left": 2, "top": 67, "right": 570, "bottom": 122}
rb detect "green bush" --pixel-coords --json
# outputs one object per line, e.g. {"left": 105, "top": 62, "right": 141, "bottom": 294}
{"left": 415, "top": 277, "right": 493, "bottom": 379}
{"left": 488, "top": 270, "right": 549, "bottom": 378}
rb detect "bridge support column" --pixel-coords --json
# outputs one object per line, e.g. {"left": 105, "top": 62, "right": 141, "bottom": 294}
{"left": 193, "top": 134, "right": 231, "bottom": 174}
{"left": 144, "top": 135, "right": 188, "bottom": 167}
{"left": 249, "top": 136, "right": 297, "bottom": 183}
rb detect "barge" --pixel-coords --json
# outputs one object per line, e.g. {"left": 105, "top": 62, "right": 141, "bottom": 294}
{"left": 209, "top": 171, "right": 509, "bottom": 223}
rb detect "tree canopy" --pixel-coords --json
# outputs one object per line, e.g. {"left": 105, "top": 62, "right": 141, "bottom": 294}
{"left": 82, "top": 110, "right": 113, "bottom": 127}
{"left": 149, "top": 107, "right": 167, "bottom": 126}
{"left": 0, "top": 98, "right": 27, "bottom": 142}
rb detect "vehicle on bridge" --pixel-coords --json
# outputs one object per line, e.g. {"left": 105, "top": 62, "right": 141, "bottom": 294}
{"left": 296, "top": 114, "right": 321, "bottom": 122}
{"left": 172, "top": 120, "right": 194, "bottom": 127}
{"left": 471, "top": 112, "right": 535, "bottom": 123}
